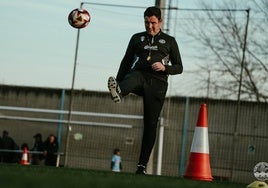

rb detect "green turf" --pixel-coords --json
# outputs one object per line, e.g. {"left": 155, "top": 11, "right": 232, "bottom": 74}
{"left": 0, "top": 164, "right": 247, "bottom": 188}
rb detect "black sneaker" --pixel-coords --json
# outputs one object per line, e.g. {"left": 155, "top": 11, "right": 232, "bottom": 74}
{"left": 108, "top": 76, "right": 121, "bottom": 103}
{"left": 135, "top": 165, "right": 146, "bottom": 175}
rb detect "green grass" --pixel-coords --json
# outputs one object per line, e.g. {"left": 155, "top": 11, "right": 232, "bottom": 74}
{"left": 0, "top": 164, "right": 247, "bottom": 188}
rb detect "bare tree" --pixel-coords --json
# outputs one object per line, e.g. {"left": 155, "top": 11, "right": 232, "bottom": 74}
{"left": 181, "top": 1, "right": 268, "bottom": 102}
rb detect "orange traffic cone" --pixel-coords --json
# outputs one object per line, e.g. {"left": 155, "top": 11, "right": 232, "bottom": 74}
{"left": 184, "top": 103, "right": 213, "bottom": 181}
{"left": 21, "top": 147, "right": 29, "bottom": 165}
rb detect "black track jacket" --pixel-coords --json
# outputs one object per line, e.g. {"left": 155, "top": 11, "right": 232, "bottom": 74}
{"left": 116, "top": 30, "right": 183, "bottom": 82}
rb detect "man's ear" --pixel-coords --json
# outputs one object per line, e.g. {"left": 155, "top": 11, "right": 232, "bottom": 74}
{"left": 159, "top": 18, "right": 163, "bottom": 26}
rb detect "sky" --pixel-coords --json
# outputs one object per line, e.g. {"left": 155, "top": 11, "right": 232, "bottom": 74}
{"left": 0, "top": 0, "right": 255, "bottom": 96}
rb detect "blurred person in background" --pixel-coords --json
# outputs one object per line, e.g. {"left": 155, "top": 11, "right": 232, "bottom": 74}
{"left": 31, "top": 133, "right": 44, "bottom": 165}
{"left": 1, "top": 130, "right": 19, "bottom": 163}
{"left": 111, "top": 148, "right": 122, "bottom": 172}
{"left": 0, "top": 135, "right": 3, "bottom": 162}
{"left": 43, "top": 134, "right": 58, "bottom": 166}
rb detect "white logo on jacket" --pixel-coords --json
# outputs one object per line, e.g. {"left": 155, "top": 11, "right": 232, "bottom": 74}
{"left": 159, "top": 39, "right": 166, "bottom": 44}
{"left": 144, "top": 45, "right": 158, "bottom": 50}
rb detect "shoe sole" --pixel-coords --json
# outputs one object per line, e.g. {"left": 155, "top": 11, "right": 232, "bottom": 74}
{"left": 108, "top": 76, "right": 121, "bottom": 103}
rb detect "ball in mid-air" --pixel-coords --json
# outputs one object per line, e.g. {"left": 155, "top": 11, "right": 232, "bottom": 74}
{"left": 68, "top": 8, "right": 90, "bottom": 29}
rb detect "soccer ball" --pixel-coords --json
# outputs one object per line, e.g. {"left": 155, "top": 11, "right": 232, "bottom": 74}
{"left": 68, "top": 8, "right": 90, "bottom": 29}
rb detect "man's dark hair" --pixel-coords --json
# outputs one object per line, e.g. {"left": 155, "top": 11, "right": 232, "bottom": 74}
{"left": 144, "top": 6, "right": 161, "bottom": 20}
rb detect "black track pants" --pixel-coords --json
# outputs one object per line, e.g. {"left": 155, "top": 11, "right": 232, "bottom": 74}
{"left": 119, "top": 71, "right": 168, "bottom": 166}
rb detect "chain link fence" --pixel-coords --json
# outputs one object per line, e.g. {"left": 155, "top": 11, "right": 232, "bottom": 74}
{"left": 0, "top": 85, "right": 267, "bottom": 183}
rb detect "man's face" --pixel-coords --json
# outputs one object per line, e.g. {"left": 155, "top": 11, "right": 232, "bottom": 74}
{"left": 144, "top": 16, "right": 162, "bottom": 36}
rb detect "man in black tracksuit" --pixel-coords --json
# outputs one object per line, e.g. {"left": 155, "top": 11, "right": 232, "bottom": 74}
{"left": 108, "top": 6, "right": 183, "bottom": 174}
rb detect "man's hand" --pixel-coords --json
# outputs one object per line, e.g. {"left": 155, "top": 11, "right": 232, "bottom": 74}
{"left": 152, "top": 62, "right": 165, "bottom": 72}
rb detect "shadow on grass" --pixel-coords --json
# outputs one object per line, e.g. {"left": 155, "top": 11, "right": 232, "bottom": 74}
{"left": 0, "top": 164, "right": 247, "bottom": 188}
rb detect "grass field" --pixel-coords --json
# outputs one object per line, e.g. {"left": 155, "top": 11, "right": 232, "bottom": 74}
{"left": 0, "top": 164, "right": 247, "bottom": 188}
